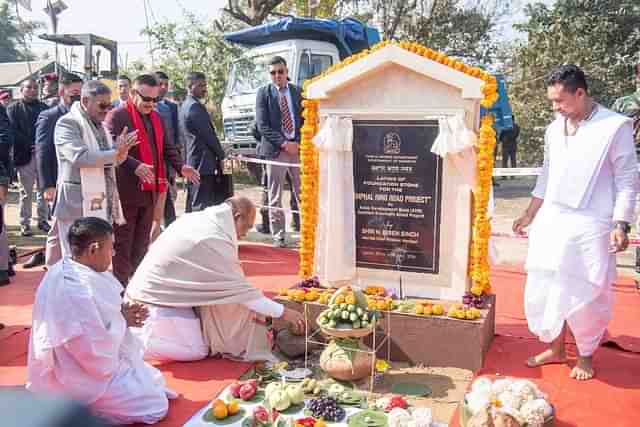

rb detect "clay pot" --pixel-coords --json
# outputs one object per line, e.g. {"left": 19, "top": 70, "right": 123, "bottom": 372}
{"left": 319, "top": 341, "right": 373, "bottom": 381}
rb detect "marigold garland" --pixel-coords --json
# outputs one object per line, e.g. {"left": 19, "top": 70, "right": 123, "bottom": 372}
{"left": 298, "top": 98, "right": 320, "bottom": 278}
{"left": 299, "top": 40, "right": 498, "bottom": 295}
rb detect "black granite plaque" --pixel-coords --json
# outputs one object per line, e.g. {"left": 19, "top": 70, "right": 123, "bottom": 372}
{"left": 353, "top": 120, "right": 442, "bottom": 274}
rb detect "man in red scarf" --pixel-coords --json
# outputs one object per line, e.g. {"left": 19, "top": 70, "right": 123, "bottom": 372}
{"left": 105, "top": 74, "right": 200, "bottom": 285}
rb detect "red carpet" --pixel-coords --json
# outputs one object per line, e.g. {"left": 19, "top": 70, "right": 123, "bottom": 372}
{"left": 1, "top": 245, "right": 639, "bottom": 426}
{"left": 492, "top": 263, "right": 640, "bottom": 353}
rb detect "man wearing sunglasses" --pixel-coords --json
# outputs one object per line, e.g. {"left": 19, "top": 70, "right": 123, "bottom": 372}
{"left": 255, "top": 56, "right": 303, "bottom": 248}
{"left": 50, "top": 80, "right": 137, "bottom": 262}
{"left": 105, "top": 74, "right": 200, "bottom": 286}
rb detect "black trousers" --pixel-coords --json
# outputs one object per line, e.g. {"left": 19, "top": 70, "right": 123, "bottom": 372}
{"left": 164, "top": 186, "right": 177, "bottom": 226}
{"left": 502, "top": 144, "right": 517, "bottom": 169}
{"left": 113, "top": 203, "right": 154, "bottom": 286}
{"left": 187, "top": 174, "right": 231, "bottom": 212}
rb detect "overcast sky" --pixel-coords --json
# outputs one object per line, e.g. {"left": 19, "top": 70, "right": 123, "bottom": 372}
{"left": 13, "top": 0, "right": 555, "bottom": 72}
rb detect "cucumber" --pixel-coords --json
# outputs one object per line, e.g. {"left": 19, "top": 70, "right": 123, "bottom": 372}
{"left": 328, "top": 319, "right": 337, "bottom": 328}
{"left": 352, "top": 320, "right": 361, "bottom": 329}
{"left": 340, "top": 303, "right": 347, "bottom": 310}
{"left": 356, "top": 307, "right": 364, "bottom": 316}
{"left": 341, "top": 311, "right": 350, "bottom": 320}
{"left": 348, "top": 304, "right": 356, "bottom": 312}
{"left": 349, "top": 312, "right": 358, "bottom": 322}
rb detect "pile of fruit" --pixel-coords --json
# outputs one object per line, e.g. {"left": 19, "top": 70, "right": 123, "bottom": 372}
{"left": 462, "top": 291, "right": 486, "bottom": 309}
{"left": 229, "top": 379, "right": 259, "bottom": 401}
{"left": 306, "top": 397, "right": 347, "bottom": 422}
{"left": 363, "top": 286, "right": 386, "bottom": 296}
{"left": 264, "top": 382, "right": 305, "bottom": 411}
{"left": 374, "top": 396, "right": 408, "bottom": 412}
{"left": 294, "top": 417, "right": 327, "bottom": 427}
{"left": 447, "top": 304, "right": 482, "bottom": 320}
{"left": 293, "top": 276, "right": 322, "bottom": 289}
{"left": 366, "top": 296, "right": 394, "bottom": 311}
{"left": 300, "top": 378, "right": 321, "bottom": 395}
{"left": 317, "top": 287, "right": 373, "bottom": 330}
{"left": 248, "top": 406, "right": 281, "bottom": 427}
{"left": 413, "top": 301, "right": 444, "bottom": 316}
{"left": 279, "top": 287, "right": 336, "bottom": 304}
{"left": 210, "top": 398, "right": 241, "bottom": 420}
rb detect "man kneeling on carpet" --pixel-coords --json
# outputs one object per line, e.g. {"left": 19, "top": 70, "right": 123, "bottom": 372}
{"left": 27, "top": 217, "right": 176, "bottom": 424}
{"left": 125, "top": 196, "right": 305, "bottom": 362}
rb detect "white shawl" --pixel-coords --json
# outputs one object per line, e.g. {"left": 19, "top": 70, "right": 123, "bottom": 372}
{"left": 68, "top": 102, "right": 125, "bottom": 225}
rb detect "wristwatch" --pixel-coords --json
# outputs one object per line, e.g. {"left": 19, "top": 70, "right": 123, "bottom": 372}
{"left": 613, "top": 221, "right": 630, "bottom": 234}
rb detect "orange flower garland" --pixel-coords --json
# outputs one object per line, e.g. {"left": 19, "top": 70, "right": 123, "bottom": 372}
{"left": 298, "top": 98, "right": 320, "bottom": 278}
{"left": 299, "top": 41, "right": 498, "bottom": 294}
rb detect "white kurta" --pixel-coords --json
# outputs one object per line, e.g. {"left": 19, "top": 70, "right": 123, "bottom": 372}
{"left": 27, "top": 258, "right": 175, "bottom": 425}
{"left": 127, "top": 204, "right": 284, "bottom": 363}
{"left": 525, "top": 107, "right": 638, "bottom": 356}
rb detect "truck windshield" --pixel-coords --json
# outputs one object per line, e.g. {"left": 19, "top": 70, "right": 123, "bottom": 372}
{"left": 226, "top": 52, "right": 291, "bottom": 96}
{"left": 297, "top": 52, "right": 333, "bottom": 87}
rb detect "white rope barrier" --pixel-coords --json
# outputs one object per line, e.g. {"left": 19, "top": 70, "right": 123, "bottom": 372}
{"left": 230, "top": 154, "right": 301, "bottom": 168}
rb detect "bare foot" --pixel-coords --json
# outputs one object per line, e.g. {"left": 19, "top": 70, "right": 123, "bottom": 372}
{"left": 570, "top": 356, "right": 594, "bottom": 380}
{"left": 526, "top": 349, "right": 567, "bottom": 367}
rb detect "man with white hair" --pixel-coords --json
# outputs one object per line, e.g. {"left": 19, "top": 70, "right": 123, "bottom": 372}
{"left": 47, "top": 80, "right": 137, "bottom": 263}
{"left": 126, "top": 196, "right": 304, "bottom": 362}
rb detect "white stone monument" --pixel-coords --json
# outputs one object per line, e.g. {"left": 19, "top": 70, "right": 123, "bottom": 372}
{"left": 306, "top": 44, "right": 486, "bottom": 301}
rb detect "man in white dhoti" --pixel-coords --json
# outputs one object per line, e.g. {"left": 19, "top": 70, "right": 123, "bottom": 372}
{"left": 27, "top": 217, "right": 175, "bottom": 424}
{"left": 513, "top": 65, "right": 639, "bottom": 380}
{"left": 126, "top": 196, "right": 305, "bottom": 362}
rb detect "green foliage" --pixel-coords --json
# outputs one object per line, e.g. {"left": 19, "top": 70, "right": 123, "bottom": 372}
{"left": 142, "top": 12, "right": 245, "bottom": 128}
{"left": 0, "top": 2, "right": 42, "bottom": 62}
{"left": 510, "top": 0, "right": 640, "bottom": 166}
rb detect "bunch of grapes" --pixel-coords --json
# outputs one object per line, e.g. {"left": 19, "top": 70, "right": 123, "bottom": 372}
{"left": 293, "top": 276, "right": 321, "bottom": 289}
{"left": 462, "top": 292, "right": 485, "bottom": 309}
{"left": 306, "top": 397, "right": 346, "bottom": 422}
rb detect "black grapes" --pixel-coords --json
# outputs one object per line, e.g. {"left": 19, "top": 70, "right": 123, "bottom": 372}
{"left": 306, "top": 397, "right": 346, "bottom": 422}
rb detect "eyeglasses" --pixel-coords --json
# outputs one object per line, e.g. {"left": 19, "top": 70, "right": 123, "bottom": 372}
{"left": 133, "top": 90, "right": 160, "bottom": 103}
{"left": 270, "top": 69, "right": 286, "bottom": 76}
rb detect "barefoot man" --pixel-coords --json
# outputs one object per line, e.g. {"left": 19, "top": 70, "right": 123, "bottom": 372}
{"left": 513, "top": 64, "right": 639, "bottom": 380}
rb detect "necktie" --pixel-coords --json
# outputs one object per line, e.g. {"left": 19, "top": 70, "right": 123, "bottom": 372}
{"left": 279, "top": 88, "right": 294, "bottom": 136}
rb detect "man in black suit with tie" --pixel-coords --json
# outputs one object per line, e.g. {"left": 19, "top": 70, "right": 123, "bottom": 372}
{"left": 35, "top": 74, "right": 83, "bottom": 267}
{"left": 181, "top": 72, "right": 228, "bottom": 212}
{"left": 255, "top": 56, "right": 303, "bottom": 248}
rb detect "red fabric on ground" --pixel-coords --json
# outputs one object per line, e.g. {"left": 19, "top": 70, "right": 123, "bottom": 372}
{"left": 449, "top": 335, "right": 640, "bottom": 427}
{"left": 2, "top": 247, "right": 640, "bottom": 427}
{"left": 491, "top": 263, "right": 640, "bottom": 353}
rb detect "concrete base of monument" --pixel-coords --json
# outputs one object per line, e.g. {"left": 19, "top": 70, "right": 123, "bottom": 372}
{"left": 274, "top": 295, "right": 496, "bottom": 372}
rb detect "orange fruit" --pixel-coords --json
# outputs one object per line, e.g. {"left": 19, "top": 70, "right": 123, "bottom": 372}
{"left": 345, "top": 294, "right": 356, "bottom": 305}
{"left": 213, "top": 404, "right": 228, "bottom": 419}
{"left": 376, "top": 300, "right": 387, "bottom": 310}
{"left": 227, "top": 400, "right": 240, "bottom": 415}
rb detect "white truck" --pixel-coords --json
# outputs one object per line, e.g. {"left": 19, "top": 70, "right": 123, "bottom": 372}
{"left": 221, "top": 17, "right": 381, "bottom": 161}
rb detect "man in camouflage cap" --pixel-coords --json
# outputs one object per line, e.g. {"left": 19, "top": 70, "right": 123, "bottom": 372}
{"left": 612, "top": 61, "right": 640, "bottom": 289}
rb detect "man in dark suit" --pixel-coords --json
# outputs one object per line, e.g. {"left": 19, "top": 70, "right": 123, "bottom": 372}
{"left": 255, "top": 56, "right": 303, "bottom": 247}
{"left": 105, "top": 74, "right": 199, "bottom": 285}
{"left": 154, "top": 71, "right": 182, "bottom": 232}
{"left": 36, "top": 74, "right": 83, "bottom": 205}
{"left": 180, "top": 72, "right": 227, "bottom": 212}
{"left": 6, "top": 79, "right": 49, "bottom": 237}
{"left": 0, "top": 103, "right": 14, "bottom": 286}
{"left": 34, "top": 74, "right": 83, "bottom": 268}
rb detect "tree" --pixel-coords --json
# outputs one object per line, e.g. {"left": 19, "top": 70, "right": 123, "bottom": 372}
{"left": 142, "top": 12, "right": 245, "bottom": 127}
{"left": 509, "top": 0, "right": 640, "bottom": 166}
{"left": 0, "top": 2, "right": 41, "bottom": 62}
{"left": 223, "top": 0, "right": 286, "bottom": 26}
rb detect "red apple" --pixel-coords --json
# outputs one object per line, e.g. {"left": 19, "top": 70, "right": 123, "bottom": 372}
{"left": 240, "top": 383, "right": 257, "bottom": 401}
{"left": 247, "top": 379, "right": 259, "bottom": 389}
{"left": 229, "top": 382, "right": 242, "bottom": 398}
{"left": 253, "top": 406, "right": 269, "bottom": 423}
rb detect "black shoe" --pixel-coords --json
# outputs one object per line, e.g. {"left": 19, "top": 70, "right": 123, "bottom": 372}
{"left": 292, "top": 219, "right": 300, "bottom": 232}
{"left": 38, "top": 221, "right": 51, "bottom": 233}
{"left": 8, "top": 246, "right": 17, "bottom": 265}
{"left": 0, "top": 270, "right": 10, "bottom": 286}
{"left": 20, "top": 225, "right": 32, "bottom": 237}
{"left": 23, "top": 251, "right": 45, "bottom": 269}
{"left": 7, "top": 263, "right": 15, "bottom": 277}
{"left": 274, "top": 239, "right": 287, "bottom": 248}
{"left": 256, "top": 223, "right": 271, "bottom": 234}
